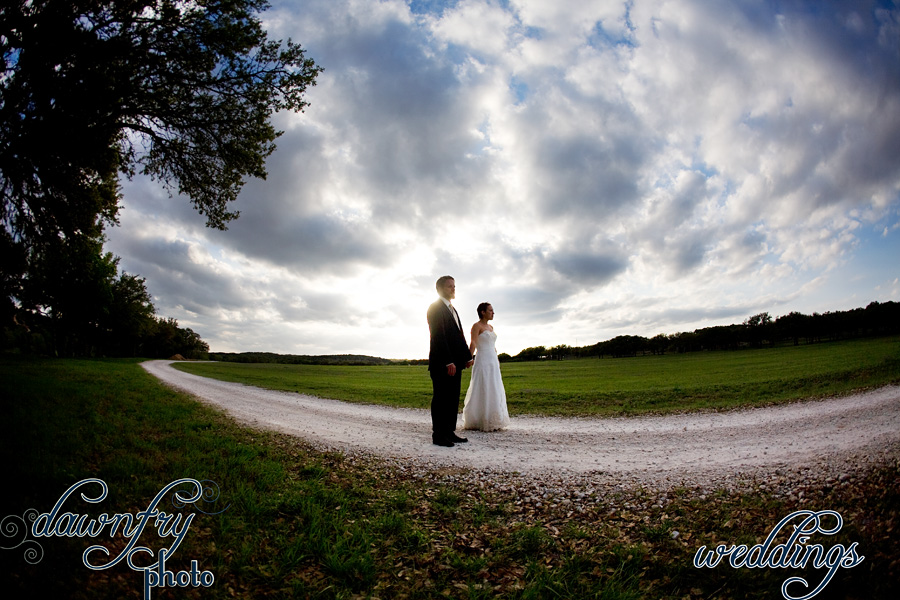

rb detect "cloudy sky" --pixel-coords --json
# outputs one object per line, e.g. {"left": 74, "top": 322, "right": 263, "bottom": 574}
{"left": 105, "top": 0, "right": 900, "bottom": 359}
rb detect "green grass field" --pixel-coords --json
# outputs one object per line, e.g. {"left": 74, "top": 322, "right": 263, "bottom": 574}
{"left": 2, "top": 340, "right": 899, "bottom": 599}
{"left": 174, "top": 336, "right": 900, "bottom": 416}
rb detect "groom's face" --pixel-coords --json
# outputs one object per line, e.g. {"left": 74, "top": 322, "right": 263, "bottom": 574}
{"left": 439, "top": 279, "right": 456, "bottom": 300}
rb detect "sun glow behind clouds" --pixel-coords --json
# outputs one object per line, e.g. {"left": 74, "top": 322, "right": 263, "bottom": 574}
{"left": 104, "top": 0, "right": 900, "bottom": 358}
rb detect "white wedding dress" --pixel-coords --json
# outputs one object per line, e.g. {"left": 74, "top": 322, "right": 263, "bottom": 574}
{"left": 462, "top": 329, "right": 510, "bottom": 431}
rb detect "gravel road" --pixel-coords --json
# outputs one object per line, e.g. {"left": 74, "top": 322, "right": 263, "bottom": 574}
{"left": 142, "top": 360, "right": 900, "bottom": 492}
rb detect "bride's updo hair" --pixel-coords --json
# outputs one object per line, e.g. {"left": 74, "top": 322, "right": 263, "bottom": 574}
{"left": 477, "top": 302, "right": 491, "bottom": 318}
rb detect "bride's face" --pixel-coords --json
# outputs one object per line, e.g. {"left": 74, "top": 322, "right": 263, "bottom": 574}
{"left": 485, "top": 305, "right": 494, "bottom": 320}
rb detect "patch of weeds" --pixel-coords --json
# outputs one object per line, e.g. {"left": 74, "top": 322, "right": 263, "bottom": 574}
{"left": 510, "top": 524, "right": 553, "bottom": 558}
{"left": 431, "top": 487, "right": 462, "bottom": 515}
{"left": 296, "top": 462, "right": 328, "bottom": 481}
{"left": 460, "top": 581, "right": 495, "bottom": 599}
{"left": 445, "top": 548, "right": 489, "bottom": 575}
{"left": 641, "top": 519, "right": 675, "bottom": 543}
{"left": 387, "top": 489, "right": 412, "bottom": 512}
{"left": 563, "top": 520, "right": 592, "bottom": 540}
{"left": 482, "top": 498, "right": 511, "bottom": 520}
{"left": 468, "top": 499, "right": 499, "bottom": 527}
{"left": 396, "top": 526, "right": 429, "bottom": 553}
{"left": 318, "top": 527, "right": 377, "bottom": 592}
{"left": 607, "top": 543, "right": 646, "bottom": 571}
{"left": 560, "top": 550, "right": 594, "bottom": 576}
{"left": 374, "top": 510, "right": 407, "bottom": 536}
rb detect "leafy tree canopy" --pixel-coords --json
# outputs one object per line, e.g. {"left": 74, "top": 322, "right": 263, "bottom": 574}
{"left": 1, "top": 0, "right": 322, "bottom": 248}
{"left": 1, "top": 0, "right": 320, "bottom": 354}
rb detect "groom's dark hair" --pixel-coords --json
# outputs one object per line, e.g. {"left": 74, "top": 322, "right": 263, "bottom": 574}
{"left": 435, "top": 275, "right": 454, "bottom": 291}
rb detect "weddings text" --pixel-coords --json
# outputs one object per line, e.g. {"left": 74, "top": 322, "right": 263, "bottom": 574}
{"left": 693, "top": 509, "right": 864, "bottom": 600}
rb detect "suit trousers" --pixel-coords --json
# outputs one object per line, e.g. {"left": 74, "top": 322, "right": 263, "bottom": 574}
{"left": 430, "top": 369, "right": 462, "bottom": 439}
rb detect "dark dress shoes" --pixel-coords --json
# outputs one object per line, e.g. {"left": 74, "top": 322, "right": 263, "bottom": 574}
{"left": 450, "top": 433, "right": 468, "bottom": 443}
{"left": 433, "top": 437, "right": 454, "bottom": 447}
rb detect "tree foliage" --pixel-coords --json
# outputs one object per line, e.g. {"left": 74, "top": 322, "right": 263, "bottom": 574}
{"left": 3, "top": 230, "right": 207, "bottom": 358}
{"left": 1, "top": 0, "right": 320, "bottom": 356}
{"left": 1, "top": 0, "right": 321, "bottom": 244}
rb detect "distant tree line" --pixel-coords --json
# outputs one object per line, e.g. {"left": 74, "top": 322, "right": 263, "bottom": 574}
{"left": 503, "top": 301, "right": 900, "bottom": 361}
{"left": 2, "top": 237, "right": 208, "bottom": 359}
{"left": 209, "top": 352, "right": 392, "bottom": 366}
{"left": 0, "top": 198, "right": 209, "bottom": 358}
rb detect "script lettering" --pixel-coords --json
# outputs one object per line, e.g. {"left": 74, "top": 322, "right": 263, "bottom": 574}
{"left": 22, "top": 478, "right": 223, "bottom": 600}
{"left": 693, "top": 510, "right": 864, "bottom": 600}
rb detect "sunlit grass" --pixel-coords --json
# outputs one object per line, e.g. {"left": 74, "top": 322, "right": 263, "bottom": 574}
{"left": 173, "top": 336, "right": 900, "bottom": 416}
{"left": 2, "top": 353, "right": 898, "bottom": 599}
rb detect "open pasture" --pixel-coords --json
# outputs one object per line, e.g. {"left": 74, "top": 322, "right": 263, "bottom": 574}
{"left": 175, "top": 336, "right": 900, "bottom": 416}
{"left": 3, "top": 346, "right": 899, "bottom": 599}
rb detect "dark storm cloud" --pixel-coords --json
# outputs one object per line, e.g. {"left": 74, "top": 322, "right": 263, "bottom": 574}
{"left": 546, "top": 248, "right": 629, "bottom": 288}
{"left": 466, "top": 240, "right": 630, "bottom": 326}
{"left": 229, "top": 209, "right": 393, "bottom": 275}
{"left": 112, "top": 235, "right": 248, "bottom": 315}
{"left": 535, "top": 134, "right": 642, "bottom": 219}
{"left": 507, "top": 84, "right": 650, "bottom": 225}
{"left": 483, "top": 285, "right": 566, "bottom": 326}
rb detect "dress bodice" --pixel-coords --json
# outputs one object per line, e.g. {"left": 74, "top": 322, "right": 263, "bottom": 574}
{"left": 476, "top": 329, "right": 497, "bottom": 353}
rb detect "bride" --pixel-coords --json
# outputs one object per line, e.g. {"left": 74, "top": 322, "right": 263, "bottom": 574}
{"left": 462, "top": 302, "right": 511, "bottom": 431}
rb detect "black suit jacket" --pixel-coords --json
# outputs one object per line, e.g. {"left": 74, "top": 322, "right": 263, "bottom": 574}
{"left": 427, "top": 299, "right": 472, "bottom": 372}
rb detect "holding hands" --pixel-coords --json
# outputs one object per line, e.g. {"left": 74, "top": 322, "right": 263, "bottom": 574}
{"left": 445, "top": 358, "right": 475, "bottom": 376}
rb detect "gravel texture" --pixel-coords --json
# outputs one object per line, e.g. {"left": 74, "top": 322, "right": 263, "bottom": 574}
{"left": 142, "top": 360, "right": 900, "bottom": 501}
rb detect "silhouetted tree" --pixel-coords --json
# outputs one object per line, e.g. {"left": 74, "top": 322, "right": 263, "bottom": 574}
{"left": 18, "top": 233, "right": 117, "bottom": 355}
{"left": 105, "top": 272, "right": 156, "bottom": 356}
{"left": 2, "top": 0, "right": 321, "bottom": 346}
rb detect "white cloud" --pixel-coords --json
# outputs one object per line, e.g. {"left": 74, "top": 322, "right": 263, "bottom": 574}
{"left": 430, "top": 0, "right": 516, "bottom": 57}
{"left": 104, "top": 0, "right": 900, "bottom": 358}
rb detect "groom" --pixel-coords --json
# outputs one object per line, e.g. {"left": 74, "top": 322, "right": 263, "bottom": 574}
{"left": 427, "top": 276, "right": 474, "bottom": 447}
